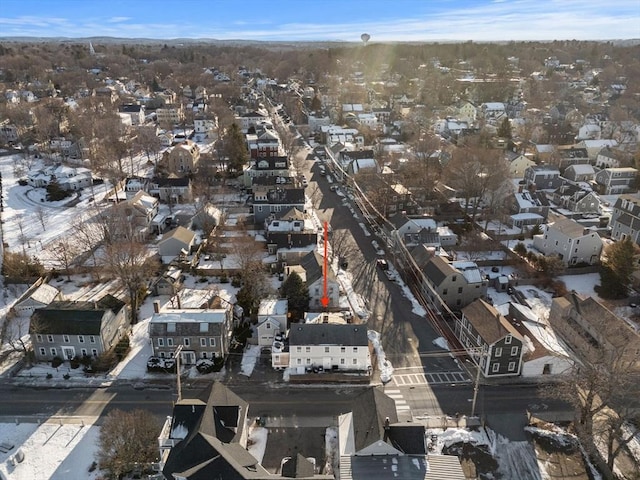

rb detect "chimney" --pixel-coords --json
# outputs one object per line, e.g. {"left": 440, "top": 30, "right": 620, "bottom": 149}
{"left": 153, "top": 301, "right": 160, "bottom": 314}
{"left": 176, "top": 295, "right": 181, "bottom": 309}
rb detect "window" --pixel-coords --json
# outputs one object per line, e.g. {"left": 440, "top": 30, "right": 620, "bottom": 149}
{"left": 511, "top": 346, "right": 519, "bottom": 356}
{"left": 36, "top": 334, "right": 43, "bottom": 343}
{"left": 443, "top": 289, "right": 448, "bottom": 295}
{"left": 184, "top": 338, "right": 190, "bottom": 347}
{"left": 352, "top": 359, "right": 357, "bottom": 365}
{"left": 167, "top": 323, "right": 176, "bottom": 333}
{"left": 306, "top": 346, "right": 311, "bottom": 353}
{"left": 201, "top": 352, "right": 207, "bottom": 359}
{"left": 63, "top": 335, "right": 70, "bottom": 343}
{"left": 266, "top": 323, "right": 271, "bottom": 329}
{"left": 81, "top": 348, "right": 87, "bottom": 356}
{"left": 47, "top": 334, "right": 54, "bottom": 342}
{"left": 200, "top": 338, "right": 207, "bottom": 347}
{"left": 158, "top": 338, "right": 164, "bottom": 347}
{"left": 78, "top": 335, "right": 84, "bottom": 343}
{"left": 458, "top": 287, "right": 463, "bottom": 294}
{"left": 297, "top": 347, "right": 302, "bottom": 352}
{"left": 495, "top": 347, "right": 502, "bottom": 357}
{"left": 452, "top": 276, "right": 457, "bottom": 282}
{"left": 92, "top": 349, "right": 98, "bottom": 357}
{"left": 306, "top": 358, "right": 311, "bottom": 365}
{"left": 508, "top": 362, "right": 516, "bottom": 372}
{"left": 39, "top": 347, "right": 46, "bottom": 356}
{"left": 353, "top": 347, "right": 358, "bottom": 353}
{"left": 199, "top": 323, "right": 208, "bottom": 333}
{"left": 325, "top": 347, "right": 330, "bottom": 353}
{"left": 341, "top": 358, "right": 345, "bottom": 365}
{"left": 492, "top": 363, "right": 500, "bottom": 373}
{"left": 297, "top": 358, "right": 302, "bottom": 365}
{"left": 209, "top": 338, "right": 216, "bottom": 347}
{"left": 341, "top": 347, "right": 346, "bottom": 353}
{"left": 89, "top": 335, "right": 96, "bottom": 343}
{"left": 50, "top": 348, "right": 57, "bottom": 356}
{"left": 505, "top": 335, "right": 512, "bottom": 344}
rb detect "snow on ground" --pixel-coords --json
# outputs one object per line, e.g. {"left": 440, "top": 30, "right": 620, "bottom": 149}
{"left": 246, "top": 421, "right": 268, "bottom": 463}
{"left": 368, "top": 330, "right": 393, "bottom": 383}
{"left": 397, "top": 279, "right": 427, "bottom": 316}
{"left": 0, "top": 421, "right": 101, "bottom": 480}
{"left": 558, "top": 273, "right": 601, "bottom": 298}
{"left": 240, "top": 345, "right": 261, "bottom": 377}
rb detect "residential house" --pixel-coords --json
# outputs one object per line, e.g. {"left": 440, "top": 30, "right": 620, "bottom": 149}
{"left": 609, "top": 194, "right": 640, "bottom": 244}
{"left": 243, "top": 156, "right": 289, "bottom": 188}
{"left": 576, "top": 139, "right": 618, "bottom": 162}
{"left": 508, "top": 154, "right": 536, "bottom": 178}
{"left": 563, "top": 164, "right": 596, "bottom": 183}
{"left": 338, "top": 389, "right": 466, "bottom": 479}
{"left": 532, "top": 216, "right": 603, "bottom": 266}
{"left": 455, "top": 299, "right": 524, "bottom": 377}
{"left": 422, "top": 257, "right": 488, "bottom": 311}
{"left": 550, "top": 292, "right": 640, "bottom": 372}
{"left": 236, "top": 110, "right": 269, "bottom": 132}
{"left": 307, "top": 110, "right": 331, "bottom": 132}
{"left": 247, "top": 127, "right": 281, "bottom": 159}
{"left": 13, "top": 282, "right": 61, "bottom": 317}
{"left": 265, "top": 207, "right": 318, "bottom": 255}
{"left": 148, "top": 300, "right": 235, "bottom": 364}
{"left": 0, "top": 123, "right": 19, "bottom": 144}
{"left": 595, "top": 167, "right": 637, "bottom": 195}
{"left": 30, "top": 294, "right": 128, "bottom": 362}
{"left": 338, "top": 149, "right": 377, "bottom": 177}
{"left": 27, "top": 164, "right": 92, "bottom": 191}
{"left": 320, "top": 125, "right": 363, "bottom": 147}
{"left": 457, "top": 101, "right": 478, "bottom": 124}
{"left": 287, "top": 323, "right": 370, "bottom": 374}
{"left": 193, "top": 115, "right": 217, "bottom": 142}
{"left": 256, "top": 298, "right": 288, "bottom": 347}
{"left": 158, "top": 226, "right": 197, "bottom": 258}
{"left": 152, "top": 267, "right": 184, "bottom": 296}
{"left": 523, "top": 165, "right": 562, "bottom": 190}
{"left": 551, "top": 184, "right": 601, "bottom": 214}
{"left": 149, "top": 176, "right": 192, "bottom": 204}
{"left": 595, "top": 146, "right": 627, "bottom": 169}
{"left": 556, "top": 146, "right": 589, "bottom": 171}
{"left": 507, "top": 303, "right": 573, "bottom": 377}
{"left": 156, "top": 103, "right": 183, "bottom": 126}
{"left": 509, "top": 191, "right": 549, "bottom": 228}
{"left": 434, "top": 118, "right": 469, "bottom": 138}
{"left": 251, "top": 179, "right": 306, "bottom": 224}
{"left": 480, "top": 102, "right": 506, "bottom": 124}
{"left": 158, "top": 382, "right": 333, "bottom": 480}
{"left": 385, "top": 213, "right": 440, "bottom": 250}
{"left": 162, "top": 140, "right": 200, "bottom": 174}
{"left": 385, "top": 183, "right": 417, "bottom": 216}
{"left": 111, "top": 190, "right": 159, "bottom": 241}
{"left": 576, "top": 123, "right": 601, "bottom": 141}
{"left": 287, "top": 251, "right": 339, "bottom": 310}
{"left": 118, "top": 104, "right": 145, "bottom": 125}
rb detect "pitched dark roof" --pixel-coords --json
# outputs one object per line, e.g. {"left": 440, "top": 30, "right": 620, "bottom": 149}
{"left": 299, "top": 251, "right": 335, "bottom": 285}
{"left": 386, "top": 424, "right": 427, "bottom": 454}
{"left": 423, "top": 256, "right": 453, "bottom": 286}
{"left": 388, "top": 213, "right": 411, "bottom": 230}
{"left": 288, "top": 323, "right": 368, "bottom": 346}
{"left": 281, "top": 453, "right": 316, "bottom": 478}
{"left": 153, "top": 176, "right": 191, "bottom": 187}
{"left": 349, "top": 388, "right": 398, "bottom": 452}
{"left": 30, "top": 294, "right": 125, "bottom": 335}
{"left": 461, "top": 299, "right": 522, "bottom": 344}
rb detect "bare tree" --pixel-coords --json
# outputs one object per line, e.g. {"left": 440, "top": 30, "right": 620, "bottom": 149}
{"left": 35, "top": 207, "right": 49, "bottom": 231}
{"left": 70, "top": 213, "right": 105, "bottom": 278}
{"left": 0, "top": 311, "right": 35, "bottom": 362}
{"left": 97, "top": 409, "right": 161, "bottom": 479}
{"left": 51, "top": 237, "right": 80, "bottom": 281}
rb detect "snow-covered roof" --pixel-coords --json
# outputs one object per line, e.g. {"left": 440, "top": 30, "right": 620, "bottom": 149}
{"left": 258, "top": 298, "right": 288, "bottom": 316}
{"left": 451, "top": 261, "right": 484, "bottom": 284}
{"left": 150, "top": 310, "right": 227, "bottom": 324}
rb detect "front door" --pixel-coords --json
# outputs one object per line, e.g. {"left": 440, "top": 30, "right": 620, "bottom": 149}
{"left": 62, "top": 346, "right": 75, "bottom": 360}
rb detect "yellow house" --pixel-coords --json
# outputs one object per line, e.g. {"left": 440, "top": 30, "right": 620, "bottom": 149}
{"left": 458, "top": 101, "right": 478, "bottom": 124}
{"left": 509, "top": 154, "right": 536, "bottom": 178}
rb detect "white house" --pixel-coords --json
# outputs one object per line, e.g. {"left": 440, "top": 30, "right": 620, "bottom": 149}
{"left": 287, "top": 323, "right": 370, "bottom": 374}
{"left": 532, "top": 216, "right": 603, "bottom": 266}
{"left": 158, "top": 226, "right": 196, "bottom": 258}
{"left": 256, "top": 298, "right": 288, "bottom": 347}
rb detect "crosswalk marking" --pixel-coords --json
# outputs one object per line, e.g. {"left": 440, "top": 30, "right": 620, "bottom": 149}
{"left": 392, "top": 370, "right": 470, "bottom": 387}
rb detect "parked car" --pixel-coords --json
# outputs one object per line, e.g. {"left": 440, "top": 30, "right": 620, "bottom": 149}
{"left": 371, "top": 240, "right": 385, "bottom": 256}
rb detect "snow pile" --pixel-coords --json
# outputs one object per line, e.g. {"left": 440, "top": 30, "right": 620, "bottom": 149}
{"left": 432, "top": 337, "right": 450, "bottom": 351}
{"left": 246, "top": 420, "right": 268, "bottom": 463}
{"left": 368, "top": 330, "right": 393, "bottom": 383}
{"left": 240, "top": 345, "right": 261, "bottom": 377}
{"left": 324, "top": 426, "right": 339, "bottom": 475}
{"left": 397, "top": 281, "right": 427, "bottom": 316}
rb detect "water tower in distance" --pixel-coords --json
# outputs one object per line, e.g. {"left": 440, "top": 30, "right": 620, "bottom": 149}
{"left": 360, "top": 33, "right": 370, "bottom": 46}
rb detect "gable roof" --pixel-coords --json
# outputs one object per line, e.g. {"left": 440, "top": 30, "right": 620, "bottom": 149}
{"left": 349, "top": 388, "right": 398, "bottom": 452}
{"left": 423, "top": 256, "right": 454, "bottom": 286}
{"left": 300, "top": 251, "right": 335, "bottom": 285}
{"left": 549, "top": 216, "right": 588, "bottom": 238}
{"left": 161, "top": 226, "right": 196, "bottom": 244}
{"left": 461, "top": 299, "right": 522, "bottom": 344}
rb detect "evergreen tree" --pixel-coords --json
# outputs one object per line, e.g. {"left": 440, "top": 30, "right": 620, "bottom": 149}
{"left": 223, "top": 122, "right": 248, "bottom": 175}
{"left": 598, "top": 237, "right": 638, "bottom": 298}
{"left": 497, "top": 117, "right": 512, "bottom": 138}
{"left": 280, "top": 272, "right": 310, "bottom": 321}
{"left": 310, "top": 95, "right": 322, "bottom": 112}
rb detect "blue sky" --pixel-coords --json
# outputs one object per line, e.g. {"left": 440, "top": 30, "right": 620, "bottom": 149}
{"left": 0, "top": 0, "right": 638, "bottom": 41}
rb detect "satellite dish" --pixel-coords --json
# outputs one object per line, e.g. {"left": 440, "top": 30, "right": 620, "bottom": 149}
{"left": 361, "top": 33, "right": 370, "bottom": 46}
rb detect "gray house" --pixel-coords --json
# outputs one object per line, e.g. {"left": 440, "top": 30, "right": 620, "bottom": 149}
{"left": 30, "top": 295, "right": 128, "bottom": 361}
{"left": 523, "top": 165, "right": 562, "bottom": 191}
{"left": 422, "top": 256, "right": 488, "bottom": 311}
{"left": 610, "top": 194, "right": 640, "bottom": 244}
{"left": 594, "top": 167, "right": 637, "bottom": 195}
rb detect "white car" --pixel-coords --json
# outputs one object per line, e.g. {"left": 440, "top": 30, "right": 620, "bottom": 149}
{"left": 371, "top": 240, "right": 385, "bottom": 256}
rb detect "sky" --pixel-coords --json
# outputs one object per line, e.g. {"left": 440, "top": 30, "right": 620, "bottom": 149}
{"left": 0, "top": 0, "right": 638, "bottom": 42}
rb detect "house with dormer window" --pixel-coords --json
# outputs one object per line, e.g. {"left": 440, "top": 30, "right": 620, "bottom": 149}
{"left": 610, "top": 194, "right": 640, "bottom": 244}
{"left": 594, "top": 167, "right": 637, "bottom": 195}
{"left": 422, "top": 256, "right": 487, "bottom": 311}
{"left": 456, "top": 299, "right": 524, "bottom": 377}
{"left": 242, "top": 156, "right": 289, "bottom": 187}
{"left": 251, "top": 178, "right": 306, "bottom": 224}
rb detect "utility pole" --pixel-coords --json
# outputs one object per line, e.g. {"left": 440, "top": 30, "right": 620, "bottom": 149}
{"left": 471, "top": 346, "right": 486, "bottom": 418}
{"left": 174, "top": 345, "right": 184, "bottom": 401}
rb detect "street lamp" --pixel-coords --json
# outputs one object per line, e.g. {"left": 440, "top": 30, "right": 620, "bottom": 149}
{"left": 174, "top": 345, "right": 184, "bottom": 401}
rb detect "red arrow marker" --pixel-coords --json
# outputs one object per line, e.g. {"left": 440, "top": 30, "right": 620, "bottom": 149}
{"left": 321, "top": 221, "right": 329, "bottom": 308}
